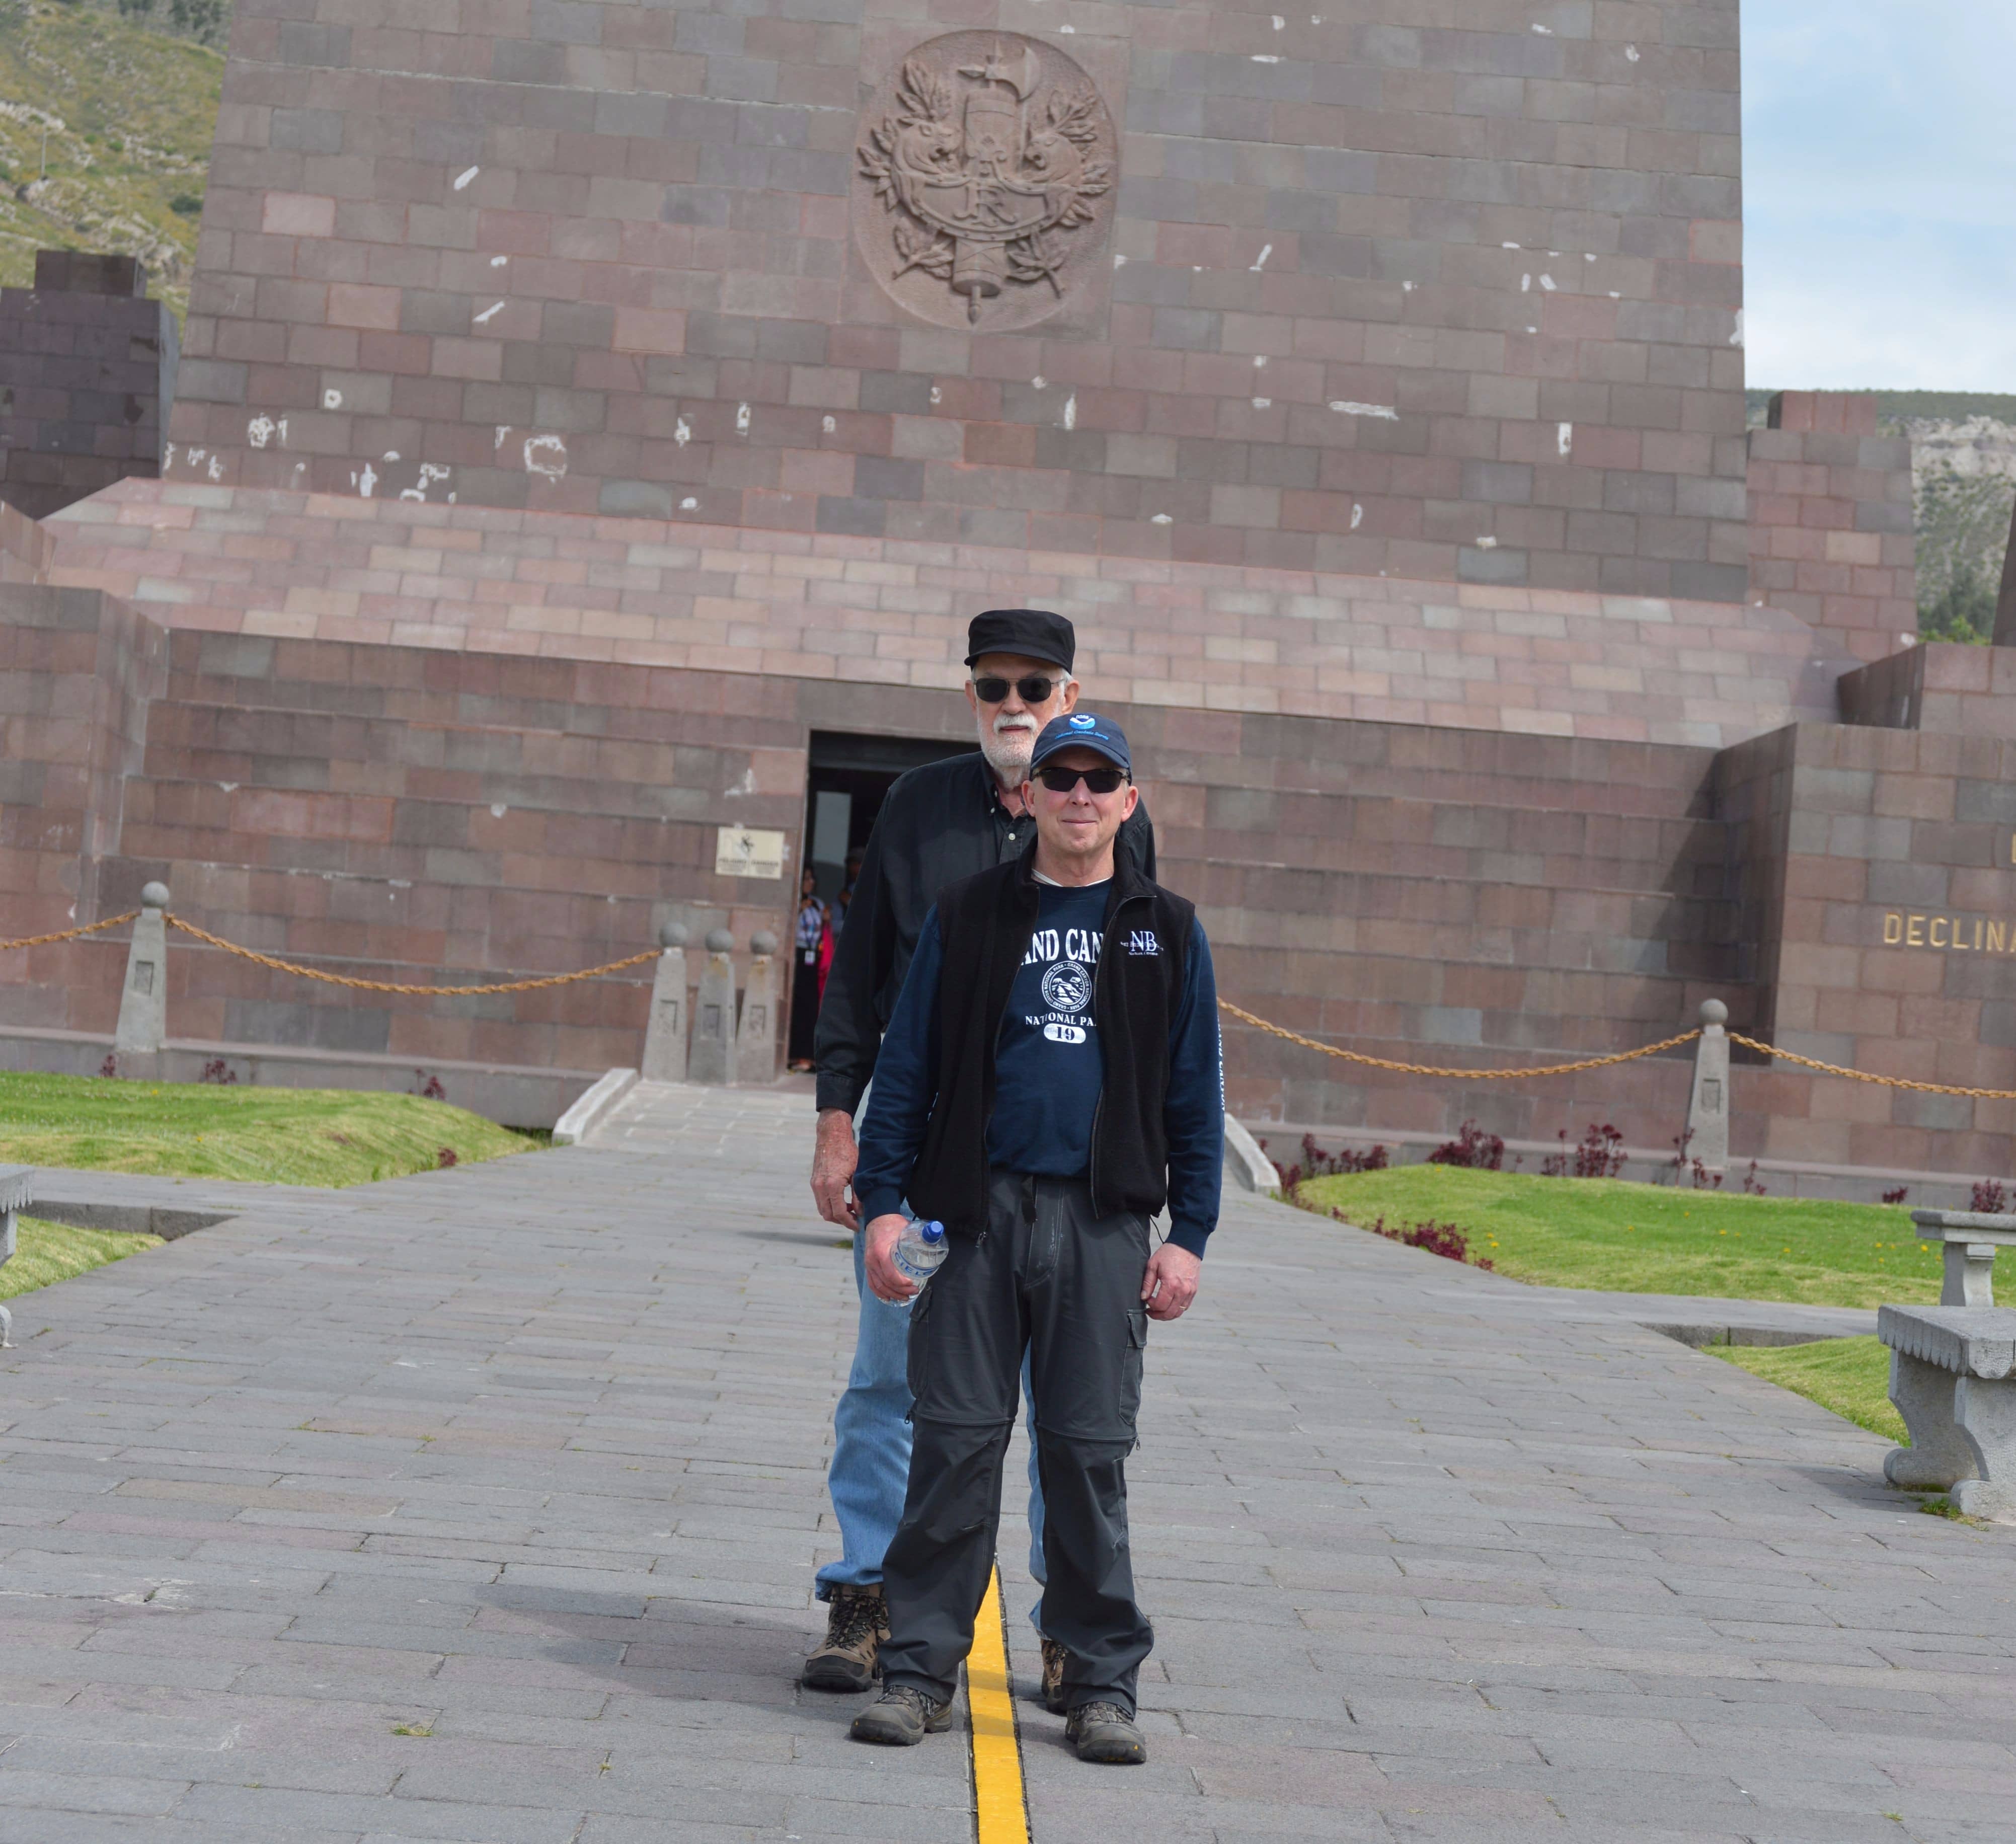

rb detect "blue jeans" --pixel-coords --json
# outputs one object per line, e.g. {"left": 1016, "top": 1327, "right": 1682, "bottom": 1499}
{"left": 818, "top": 1232, "right": 1047, "bottom": 1625}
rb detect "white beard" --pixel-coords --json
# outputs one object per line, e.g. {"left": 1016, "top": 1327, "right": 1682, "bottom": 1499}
{"left": 978, "top": 710, "right": 1041, "bottom": 783}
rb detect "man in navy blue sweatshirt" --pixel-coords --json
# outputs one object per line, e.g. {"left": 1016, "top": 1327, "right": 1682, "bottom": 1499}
{"left": 845, "top": 713, "right": 1222, "bottom": 1767}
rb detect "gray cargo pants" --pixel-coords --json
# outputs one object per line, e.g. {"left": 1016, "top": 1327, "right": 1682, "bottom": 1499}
{"left": 878, "top": 1169, "right": 1154, "bottom": 1715}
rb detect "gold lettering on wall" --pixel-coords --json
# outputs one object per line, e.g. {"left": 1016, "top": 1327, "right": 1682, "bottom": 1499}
{"left": 1908, "top": 913, "right": 1925, "bottom": 946}
{"left": 1883, "top": 911, "right": 2016, "bottom": 954}
{"left": 1931, "top": 916, "right": 1949, "bottom": 947}
{"left": 1885, "top": 912, "right": 1904, "bottom": 945}
{"left": 1992, "top": 920, "right": 2007, "bottom": 953}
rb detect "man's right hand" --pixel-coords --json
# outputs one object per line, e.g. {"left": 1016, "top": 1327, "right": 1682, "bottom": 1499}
{"left": 863, "top": 1213, "right": 918, "bottom": 1303}
{"left": 811, "top": 1108, "right": 861, "bottom": 1230}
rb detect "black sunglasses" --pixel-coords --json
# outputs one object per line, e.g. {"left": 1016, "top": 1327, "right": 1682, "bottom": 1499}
{"left": 971, "top": 674, "right": 1064, "bottom": 704}
{"left": 1035, "top": 765, "right": 1129, "bottom": 795}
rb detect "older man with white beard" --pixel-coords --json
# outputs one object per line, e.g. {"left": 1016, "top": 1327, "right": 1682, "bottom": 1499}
{"left": 800, "top": 608, "right": 1155, "bottom": 1698}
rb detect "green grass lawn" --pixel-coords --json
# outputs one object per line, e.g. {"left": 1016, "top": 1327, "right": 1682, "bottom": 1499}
{"left": 2, "top": 1215, "right": 163, "bottom": 1305}
{"left": 1711, "top": 1337, "right": 1904, "bottom": 1445}
{"left": 1297, "top": 1165, "right": 1936, "bottom": 1309}
{"left": 0, "top": 1071, "right": 540, "bottom": 1187}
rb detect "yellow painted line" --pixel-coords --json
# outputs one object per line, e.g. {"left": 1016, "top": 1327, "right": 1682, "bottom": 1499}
{"left": 969, "top": 1565, "right": 1031, "bottom": 1844}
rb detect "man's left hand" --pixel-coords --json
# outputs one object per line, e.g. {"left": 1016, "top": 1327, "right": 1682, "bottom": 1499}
{"left": 1141, "top": 1243, "right": 1202, "bottom": 1321}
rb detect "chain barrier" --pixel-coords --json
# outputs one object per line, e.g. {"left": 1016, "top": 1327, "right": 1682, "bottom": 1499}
{"left": 1726, "top": 1031, "right": 2016, "bottom": 1101}
{"left": 0, "top": 910, "right": 140, "bottom": 953}
{"left": 1216, "top": 1001, "right": 1701, "bottom": 1079}
{"left": 164, "top": 916, "right": 660, "bottom": 996}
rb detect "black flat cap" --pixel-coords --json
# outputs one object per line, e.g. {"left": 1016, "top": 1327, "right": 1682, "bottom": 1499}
{"left": 965, "top": 608, "right": 1075, "bottom": 672}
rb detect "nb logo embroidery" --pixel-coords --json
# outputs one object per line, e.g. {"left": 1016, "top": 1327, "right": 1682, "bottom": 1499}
{"left": 1126, "top": 930, "right": 1160, "bottom": 956}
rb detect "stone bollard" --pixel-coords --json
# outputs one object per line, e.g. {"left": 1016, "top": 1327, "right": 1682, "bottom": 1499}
{"left": 640, "top": 921, "right": 691, "bottom": 1083}
{"left": 735, "top": 930, "right": 780, "bottom": 1087}
{"left": 1683, "top": 997, "right": 1729, "bottom": 1176}
{"left": 688, "top": 929, "right": 737, "bottom": 1086}
{"left": 113, "top": 882, "right": 171, "bottom": 1056}
{"left": 0, "top": 1163, "right": 27, "bottom": 1347}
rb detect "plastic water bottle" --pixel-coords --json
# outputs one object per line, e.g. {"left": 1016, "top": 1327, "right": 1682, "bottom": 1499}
{"left": 892, "top": 1216, "right": 948, "bottom": 1290}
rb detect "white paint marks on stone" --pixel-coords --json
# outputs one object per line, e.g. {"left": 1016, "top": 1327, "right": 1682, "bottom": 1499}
{"left": 1730, "top": 309, "right": 1744, "bottom": 348}
{"left": 186, "top": 447, "right": 206, "bottom": 472}
{"left": 1250, "top": 243, "right": 1272, "bottom": 271}
{"left": 1113, "top": 252, "right": 1126, "bottom": 267}
{"left": 382, "top": 450, "right": 400, "bottom": 462}
{"left": 1525, "top": 325, "right": 1537, "bottom": 334}
{"left": 674, "top": 416, "right": 691, "bottom": 447}
{"left": 1531, "top": 22, "right": 1553, "bottom": 33}
{"left": 1150, "top": 512, "right": 1173, "bottom": 524}
{"left": 1521, "top": 274, "right": 1531, "bottom": 292}
{"left": 1502, "top": 241, "right": 1521, "bottom": 250}
{"left": 1251, "top": 53, "right": 1280, "bottom": 63}
{"left": 400, "top": 462, "right": 451, "bottom": 503}
{"left": 491, "top": 254, "right": 508, "bottom": 267}
{"left": 822, "top": 415, "right": 836, "bottom": 434}
{"left": 1625, "top": 43, "right": 1640, "bottom": 61}
{"left": 735, "top": 402, "right": 750, "bottom": 435}
{"left": 323, "top": 387, "right": 342, "bottom": 410}
{"left": 1350, "top": 502, "right": 1364, "bottom": 529}
{"left": 1538, "top": 274, "right": 1556, "bottom": 290}
{"left": 453, "top": 166, "right": 479, "bottom": 191}
{"left": 473, "top": 301, "right": 505, "bottom": 325}
{"left": 207, "top": 453, "right": 222, "bottom": 480}
{"left": 1059, "top": 21, "right": 1074, "bottom": 30}
{"left": 929, "top": 385, "right": 943, "bottom": 404}
{"left": 1272, "top": 14, "right": 1284, "bottom": 27}
{"left": 1476, "top": 533, "right": 1497, "bottom": 548}
{"left": 248, "top": 415, "right": 275, "bottom": 448}
{"left": 1557, "top": 421, "right": 1573, "bottom": 456}
{"left": 523, "top": 433, "right": 568, "bottom": 479}
{"left": 491, "top": 803, "right": 507, "bottom": 818}
{"left": 358, "top": 460, "right": 377, "bottom": 499}
{"left": 495, "top": 425, "right": 511, "bottom": 449}
{"left": 1607, "top": 290, "right": 1621, "bottom": 299}
{"left": 1402, "top": 279, "right": 1416, "bottom": 291}
{"left": 1252, "top": 397, "right": 1271, "bottom": 409}
{"left": 1032, "top": 375, "right": 1046, "bottom": 389}
{"left": 1585, "top": 251, "right": 1597, "bottom": 261}
{"left": 680, "top": 496, "right": 698, "bottom": 510}
{"left": 1330, "top": 401, "right": 1399, "bottom": 420}
{"left": 1063, "top": 394, "right": 1076, "bottom": 430}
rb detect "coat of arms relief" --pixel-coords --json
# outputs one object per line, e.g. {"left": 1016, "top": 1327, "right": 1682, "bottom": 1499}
{"left": 854, "top": 33, "right": 1118, "bottom": 331}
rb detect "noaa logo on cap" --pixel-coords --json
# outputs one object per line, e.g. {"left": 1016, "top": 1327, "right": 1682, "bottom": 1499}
{"left": 1068, "top": 714, "right": 1098, "bottom": 729}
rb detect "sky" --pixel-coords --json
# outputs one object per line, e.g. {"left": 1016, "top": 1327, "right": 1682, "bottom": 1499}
{"left": 1742, "top": 1, "right": 2016, "bottom": 392}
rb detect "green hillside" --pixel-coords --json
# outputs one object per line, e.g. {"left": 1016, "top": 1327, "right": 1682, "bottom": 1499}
{"left": 0, "top": 0, "right": 224, "bottom": 323}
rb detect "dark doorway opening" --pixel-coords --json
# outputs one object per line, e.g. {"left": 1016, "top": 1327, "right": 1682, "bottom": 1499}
{"left": 801, "top": 729, "right": 977, "bottom": 903}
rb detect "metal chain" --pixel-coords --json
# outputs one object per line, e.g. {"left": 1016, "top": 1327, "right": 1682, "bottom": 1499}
{"left": 164, "top": 916, "right": 660, "bottom": 995}
{"left": 1726, "top": 1031, "right": 2016, "bottom": 1100}
{"left": 0, "top": 910, "right": 140, "bottom": 953}
{"left": 1216, "top": 1000, "right": 1701, "bottom": 1078}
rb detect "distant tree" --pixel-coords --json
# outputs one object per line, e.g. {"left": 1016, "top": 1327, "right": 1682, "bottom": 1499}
{"left": 1915, "top": 460, "right": 2014, "bottom": 644}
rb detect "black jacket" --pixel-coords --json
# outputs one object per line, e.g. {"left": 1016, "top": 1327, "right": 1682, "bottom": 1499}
{"left": 902, "top": 842, "right": 1201, "bottom": 1236}
{"left": 813, "top": 750, "right": 1154, "bottom": 1115}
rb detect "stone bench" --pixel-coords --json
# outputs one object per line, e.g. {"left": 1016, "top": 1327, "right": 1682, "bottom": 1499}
{"left": 1879, "top": 1303, "right": 2016, "bottom": 1521}
{"left": 0, "top": 1164, "right": 31, "bottom": 1347}
{"left": 1910, "top": 1209, "right": 2016, "bottom": 1307}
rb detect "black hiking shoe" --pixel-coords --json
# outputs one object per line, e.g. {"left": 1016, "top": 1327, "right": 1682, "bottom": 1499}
{"left": 1040, "top": 1637, "right": 1068, "bottom": 1715}
{"left": 1066, "top": 1700, "right": 1146, "bottom": 1764}
{"left": 849, "top": 1683, "right": 952, "bottom": 1746}
{"left": 802, "top": 1584, "right": 887, "bottom": 1692}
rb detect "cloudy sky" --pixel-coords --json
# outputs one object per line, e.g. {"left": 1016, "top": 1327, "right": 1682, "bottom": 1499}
{"left": 1743, "top": 1, "right": 2016, "bottom": 392}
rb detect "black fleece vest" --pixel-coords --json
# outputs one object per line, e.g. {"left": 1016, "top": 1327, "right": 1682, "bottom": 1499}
{"left": 905, "top": 842, "right": 1195, "bottom": 1235}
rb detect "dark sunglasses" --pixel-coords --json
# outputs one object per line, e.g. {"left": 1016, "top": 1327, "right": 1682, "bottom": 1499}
{"left": 1035, "top": 765, "right": 1129, "bottom": 795}
{"left": 971, "top": 674, "right": 1064, "bottom": 704}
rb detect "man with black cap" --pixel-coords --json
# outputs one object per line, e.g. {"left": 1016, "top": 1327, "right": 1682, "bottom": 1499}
{"left": 801, "top": 610, "right": 1154, "bottom": 1696}
{"left": 845, "top": 710, "right": 1221, "bottom": 1764}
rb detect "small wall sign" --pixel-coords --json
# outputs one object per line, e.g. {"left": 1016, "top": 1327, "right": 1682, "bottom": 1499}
{"left": 715, "top": 827, "right": 787, "bottom": 879}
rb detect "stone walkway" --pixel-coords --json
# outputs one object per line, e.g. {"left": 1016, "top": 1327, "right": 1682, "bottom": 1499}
{"left": 2, "top": 1084, "right": 2013, "bottom": 1842}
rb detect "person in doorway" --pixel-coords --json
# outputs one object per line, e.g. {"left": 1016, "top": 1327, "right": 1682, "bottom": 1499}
{"left": 846, "top": 712, "right": 1221, "bottom": 1764}
{"left": 801, "top": 609, "right": 1156, "bottom": 1696}
{"left": 787, "top": 871, "right": 828, "bottom": 1072}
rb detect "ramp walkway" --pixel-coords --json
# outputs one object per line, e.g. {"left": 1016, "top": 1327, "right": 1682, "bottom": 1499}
{"left": 2, "top": 1082, "right": 2011, "bottom": 1841}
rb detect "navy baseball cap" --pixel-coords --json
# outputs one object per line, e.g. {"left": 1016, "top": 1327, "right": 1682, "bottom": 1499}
{"left": 1029, "top": 712, "right": 1131, "bottom": 777}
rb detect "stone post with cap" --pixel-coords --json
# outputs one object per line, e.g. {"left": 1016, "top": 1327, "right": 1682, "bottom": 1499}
{"left": 734, "top": 930, "right": 780, "bottom": 1087}
{"left": 1684, "top": 998, "right": 1730, "bottom": 1177}
{"left": 689, "top": 929, "right": 738, "bottom": 1086}
{"left": 641, "top": 921, "right": 691, "bottom": 1084}
{"left": 112, "top": 882, "right": 171, "bottom": 1059}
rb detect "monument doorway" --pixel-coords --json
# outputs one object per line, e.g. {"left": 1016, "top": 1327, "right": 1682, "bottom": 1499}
{"left": 801, "top": 730, "right": 976, "bottom": 902}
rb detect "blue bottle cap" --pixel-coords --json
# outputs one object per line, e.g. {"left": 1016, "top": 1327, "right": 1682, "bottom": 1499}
{"left": 921, "top": 1219, "right": 945, "bottom": 1243}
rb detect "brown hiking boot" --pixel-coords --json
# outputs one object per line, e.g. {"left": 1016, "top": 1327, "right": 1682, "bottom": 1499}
{"left": 1040, "top": 1637, "right": 1068, "bottom": 1715}
{"left": 849, "top": 1682, "right": 952, "bottom": 1746}
{"left": 802, "top": 1584, "right": 887, "bottom": 1692}
{"left": 1066, "top": 1700, "right": 1146, "bottom": 1765}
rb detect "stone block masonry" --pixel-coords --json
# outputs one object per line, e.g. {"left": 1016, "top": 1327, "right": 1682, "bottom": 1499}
{"left": 168, "top": 0, "right": 1751, "bottom": 598}
{"left": 0, "top": 253, "right": 180, "bottom": 521}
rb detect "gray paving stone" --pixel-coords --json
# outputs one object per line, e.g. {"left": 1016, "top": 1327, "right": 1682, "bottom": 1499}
{"left": 5, "top": 1085, "right": 2016, "bottom": 1839}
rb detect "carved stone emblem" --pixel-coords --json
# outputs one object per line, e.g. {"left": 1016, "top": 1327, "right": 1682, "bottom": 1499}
{"left": 855, "top": 33, "right": 1116, "bottom": 331}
